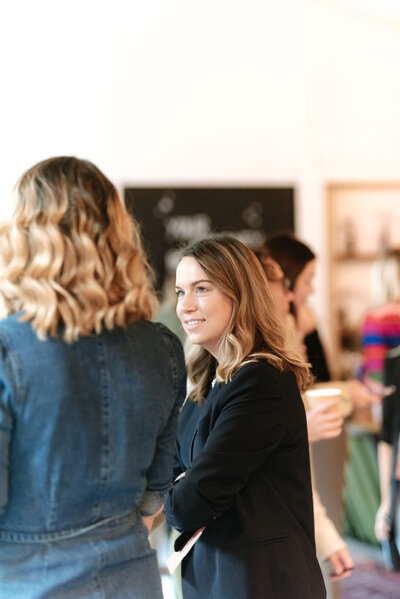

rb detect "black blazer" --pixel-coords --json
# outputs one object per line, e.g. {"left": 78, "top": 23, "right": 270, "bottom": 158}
{"left": 164, "top": 361, "right": 326, "bottom": 599}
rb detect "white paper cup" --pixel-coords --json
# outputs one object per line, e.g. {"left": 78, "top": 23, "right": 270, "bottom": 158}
{"left": 305, "top": 388, "right": 342, "bottom": 413}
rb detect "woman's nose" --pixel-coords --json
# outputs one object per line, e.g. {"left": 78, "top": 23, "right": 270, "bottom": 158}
{"left": 180, "top": 293, "right": 196, "bottom": 312}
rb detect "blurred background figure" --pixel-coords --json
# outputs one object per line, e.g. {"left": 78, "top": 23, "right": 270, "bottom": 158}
{"left": 0, "top": 156, "right": 186, "bottom": 599}
{"left": 361, "top": 249, "right": 400, "bottom": 570}
{"left": 260, "top": 256, "right": 353, "bottom": 587}
{"left": 361, "top": 249, "right": 400, "bottom": 388}
{"left": 260, "top": 232, "right": 380, "bottom": 413}
{"left": 375, "top": 346, "right": 400, "bottom": 571}
{"left": 259, "top": 232, "right": 380, "bottom": 599}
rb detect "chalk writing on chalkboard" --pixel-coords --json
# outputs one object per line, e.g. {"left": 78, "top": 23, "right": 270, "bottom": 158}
{"left": 125, "top": 187, "right": 294, "bottom": 291}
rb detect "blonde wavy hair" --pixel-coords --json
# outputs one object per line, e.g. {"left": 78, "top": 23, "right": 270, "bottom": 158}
{"left": 181, "top": 236, "right": 312, "bottom": 403}
{"left": 0, "top": 156, "right": 158, "bottom": 341}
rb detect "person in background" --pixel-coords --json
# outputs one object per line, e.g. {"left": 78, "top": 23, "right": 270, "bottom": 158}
{"left": 375, "top": 346, "right": 400, "bottom": 570}
{"left": 164, "top": 235, "right": 326, "bottom": 599}
{"left": 259, "top": 232, "right": 380, "bottom": 599}
{"left": 259, "top": 232, "right": 380, "bottom": 410}
{"left": 261, "top": 257, "right": 353, "bottom": 580}
{"left": 361, "top": 249, "right": 400, "bottom": 387}
{"left": 0, "top": 156, "right": 186, "bottom": 599}
{"left": 362, "top": 250, "right": 400, "bottom": 569}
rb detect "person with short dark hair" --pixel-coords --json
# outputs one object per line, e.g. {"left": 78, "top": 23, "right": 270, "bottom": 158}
{"left": 259, "top": 255, "right": 354, "bottom": 583}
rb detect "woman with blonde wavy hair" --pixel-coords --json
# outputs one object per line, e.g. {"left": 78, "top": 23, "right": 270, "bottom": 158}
{"left": 164, "top": 235, "right": 326, "bottom": 599}
{"left": 0, "top": 156, "right": 186, "bottom": 599}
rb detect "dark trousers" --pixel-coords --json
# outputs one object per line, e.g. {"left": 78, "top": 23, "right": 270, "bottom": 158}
{"left": 382, "top": 480, "right": 400, "bottom": 570}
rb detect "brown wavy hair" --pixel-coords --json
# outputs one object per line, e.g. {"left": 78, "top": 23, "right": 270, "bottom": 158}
{"left": 0, "top": 156, "right": 158, "bottom": 341}
{"left": 181, "top": 236, "right": 312, "bottom": 403}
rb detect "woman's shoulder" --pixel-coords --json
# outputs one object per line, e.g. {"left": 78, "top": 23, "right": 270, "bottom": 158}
{"left": 220, "top": 360, "right": 293, "bottom": 400}
{"left": 126, "top": 319, "right": 183, "bottom": 348}
{"left": 152, "top": 320, "right": 184, "bottom": 346}
{"left": 0, "top": 313, "right": 37, "bottom": 348}
{"left": 151, "top": 321, "right": 185, "bottom": 362}
{"left": 124, "top": 320, "right": 186, "bottom": 374}
{"left": 204, "top": 361, "right": 300, "bottom": 419}
{"left": 237, "top": 359, "right": 279, "bottom": 377}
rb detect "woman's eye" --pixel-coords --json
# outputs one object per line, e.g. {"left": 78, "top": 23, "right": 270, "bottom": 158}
{"left": 176, "top": 290, "right": 184, "bottom": 297}
{"left": 196, "top": 286, "right": 207, "bottom": 294}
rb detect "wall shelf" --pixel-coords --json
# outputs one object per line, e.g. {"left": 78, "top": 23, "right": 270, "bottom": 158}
{"left": 327, "top": 183, "right": 400, "bottom": 380}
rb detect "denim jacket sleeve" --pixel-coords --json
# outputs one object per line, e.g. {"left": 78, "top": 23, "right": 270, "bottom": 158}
{"left": 138, "top": 325, "right": 186, "bottom": 516}
{"left": 0, "top": 335, "right": 19, "bottom": 517}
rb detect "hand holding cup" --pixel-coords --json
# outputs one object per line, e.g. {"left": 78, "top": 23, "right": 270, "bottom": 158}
{"left": 305, "top": 388, "right": 344, "bottom": 443}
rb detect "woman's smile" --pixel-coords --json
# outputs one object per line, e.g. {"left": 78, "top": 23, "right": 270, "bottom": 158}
{"left": 184, "top": 318, "right": 206, "bottom": 329}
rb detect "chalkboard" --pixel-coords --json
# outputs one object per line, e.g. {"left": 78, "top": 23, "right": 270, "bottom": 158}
{"left": 124, "top": 187, "right": 294, "bottom": 290}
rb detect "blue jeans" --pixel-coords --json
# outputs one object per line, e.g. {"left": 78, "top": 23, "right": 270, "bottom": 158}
{"left": 0, "top": 512, "right": 164, "bottom": 599}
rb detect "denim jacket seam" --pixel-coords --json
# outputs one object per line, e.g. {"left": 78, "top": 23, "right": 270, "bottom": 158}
{"left": 92, "top": 337, "right": 111, "bottom": 519}
{"left": 0, "top": 330, "right": 25, "bottom": 407}
{"left": 143, "top": 484, "right": 170, "bottom": 494}
{"left": 155, "top": 323, "right": 180, "bottom": 394}
{"left": 0, "top": 510, "right": 137, "bottom": 543}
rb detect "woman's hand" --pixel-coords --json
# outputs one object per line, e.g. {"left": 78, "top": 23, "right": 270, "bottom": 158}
{"left": 306, "top": 399, "right": 343, "bottom": 443}
{"left": 328, "top": 546, "right": 353, "bottom": 581}
{"left": 346, "top": 380, "right": 380, "bottom": 410}
{"left": 375, "top": 503, "right": 390, "bottom": 541}
{"left": 141, "top": 504, "right": 165, "bottom": 534}
{"left": 141, "top": 472, "right": 187, "bottom": 533}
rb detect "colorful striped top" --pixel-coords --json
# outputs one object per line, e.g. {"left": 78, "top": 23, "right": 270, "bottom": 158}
{"left": 361, "top": 302, "right": 400, "bottom": 384}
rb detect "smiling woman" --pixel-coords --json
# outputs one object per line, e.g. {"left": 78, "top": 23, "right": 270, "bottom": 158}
{"left": 174, "top": 236, "right": 311, "bottom": 406}
{"left": 175, "top": 257, "right": 233, "bottom": 360}
{"left": 164, "top": 235, "right": 326, "bottom": 599}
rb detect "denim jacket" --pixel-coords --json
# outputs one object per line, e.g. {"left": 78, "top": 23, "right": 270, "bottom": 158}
{"left": 0, "top": 314, "right": 186, "bottom": 542}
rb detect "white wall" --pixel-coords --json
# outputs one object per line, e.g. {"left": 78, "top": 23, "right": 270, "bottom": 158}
{"left": 1, "top": 0, "right": 400, "bottom": 347}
